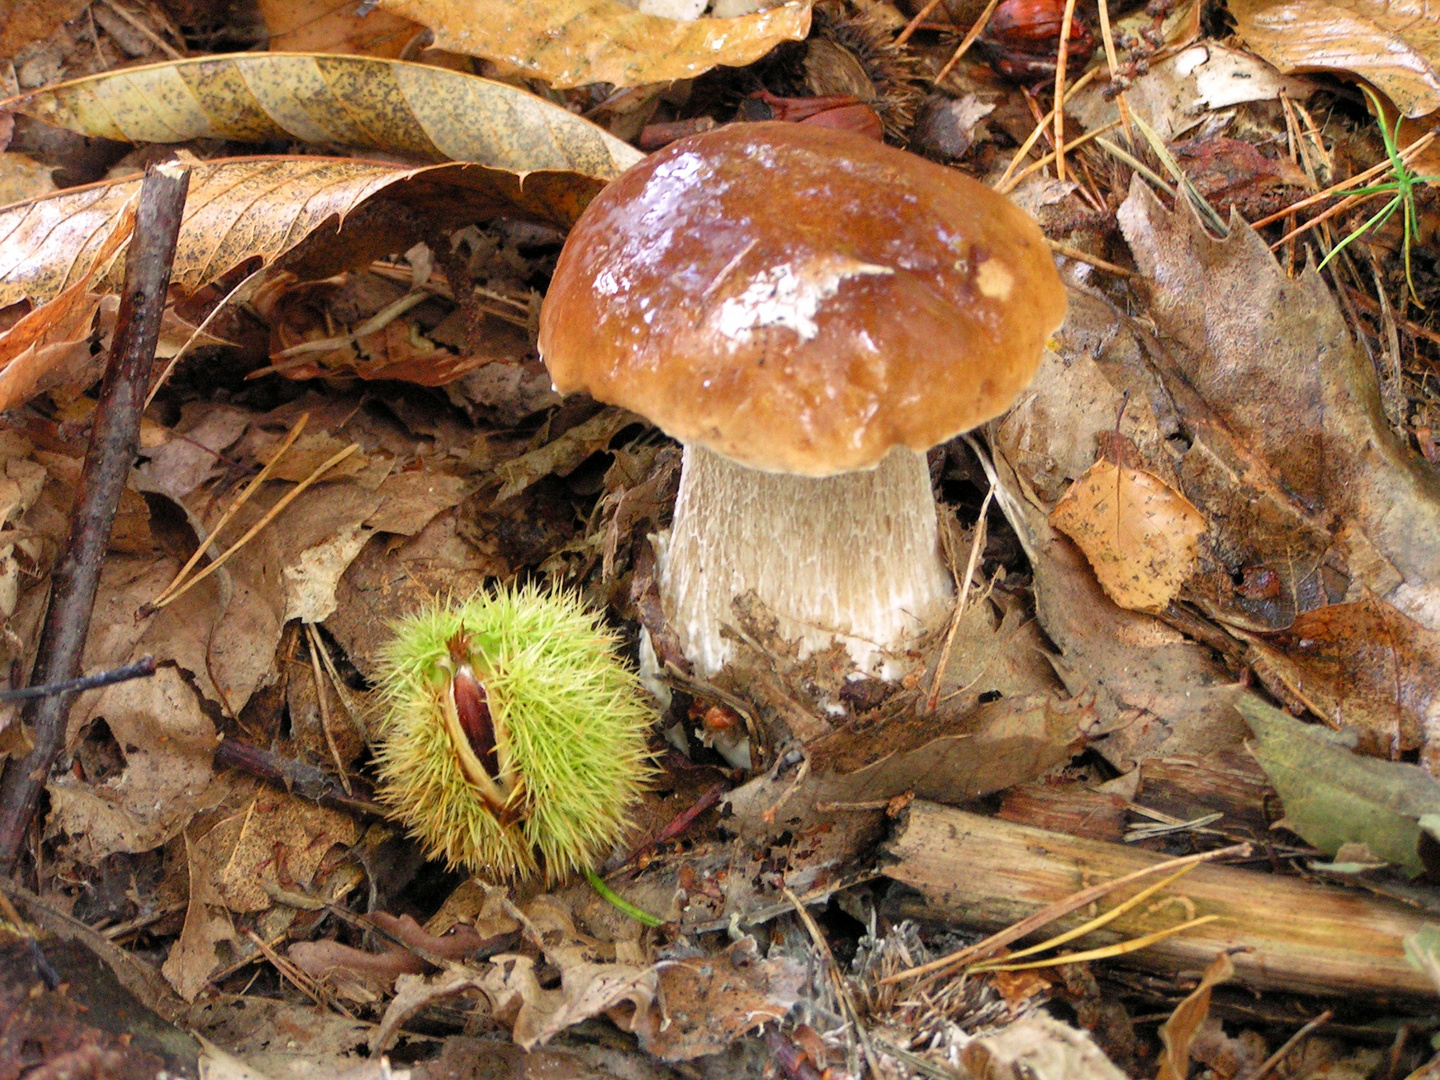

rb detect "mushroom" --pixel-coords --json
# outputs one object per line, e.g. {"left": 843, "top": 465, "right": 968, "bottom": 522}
{"left": 538, "top": 122, "right": 1065, "bottom": 679}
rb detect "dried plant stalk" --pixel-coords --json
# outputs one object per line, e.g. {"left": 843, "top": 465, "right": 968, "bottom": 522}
{"left": 883, "top": 801, "right": 1434, "bottom": 997}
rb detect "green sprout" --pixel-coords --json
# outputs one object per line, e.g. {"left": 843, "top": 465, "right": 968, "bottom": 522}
{"left": 1319, "top": 87, "right": 1439, "bottom": 305}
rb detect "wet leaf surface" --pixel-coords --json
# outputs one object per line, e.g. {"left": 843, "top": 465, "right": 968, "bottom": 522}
{"left": 373, "top": 0, "right": 813, "bottom": 88}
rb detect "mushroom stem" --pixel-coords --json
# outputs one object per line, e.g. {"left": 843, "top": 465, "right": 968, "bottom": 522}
{"left": 659, "top": 444, "right": 954, "bottom": 679}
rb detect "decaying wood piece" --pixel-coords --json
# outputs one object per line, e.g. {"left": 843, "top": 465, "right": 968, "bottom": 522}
{"left": 883, "top": 801, "right": 1434, "bottom": 998}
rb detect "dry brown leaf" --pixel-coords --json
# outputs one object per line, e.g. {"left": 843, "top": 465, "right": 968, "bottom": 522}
{"left": 161, "top": 784, "right": 363, "bottom": 1001}
{"left": 371, "top": 910, "right": 516, "bottom": 960}
{"left": 262, "top": 431, "right": 368, "bottom": 483}
{"left": 260, "top": 0, "right": 425, "bottom": 56}
{"left": 494, "top": 408, "right": 643, "bottom": 502}
{"left": 162, "top": 829, "right": 241, "bottom": 1002}
{"left": 189, "top": 995, "right": 375, "bottom": 1075}
{"left": 252, "top": 266, "right": 515, "bottom": 385}
{"left": 962, "top": 1015, "right": 1128, "bottom": 1080}
{"left": 2, "top": 53, "right": 641, "bottom": 177}
{"left": 268, "top": 313, "right": 495, "bottom": 384}
{"left": 75, "top": 447, "right": 389, "bottom": 723}
{"left": 46, "top": 666, "right": 222, "bottom": 863}
{"left": 999, "top": 346, "right": 1176, "bottom": 507}
{"left": 985, "top": 441, "right": 1247, "bottom": 770}
{"left": 374, "top": 0, "right": 812, "bottom": 88}
{"left": 1156, "top": 953, "right": 1233, "bottom": 1080}
{"left": 808, "top": 694, "right": 1093, "bottom": 808}
{"left": 1117, "top": 179, "right": 1440, "bottom": 633}
{"left": 283, "top": 523, "right": 373, "bottom": 624}
{"left": 0, "top": 152, "right": 57, "bottom": 208}
{"left": 1050, "top": 454, "right": 1208, "bottom": 613}
{"left": 366, "top": 471, "right": 469, "bottom": 536}
{"left": 133, "top": 406, "right": 252, "bottom": 502}
{"left": 208, "top": 790, "right": 361, "bottom": 913}
{"left": 288, "top": 939, "right": 428, "bottom": 1003}
{"left": 631, "top": 938, "right": 805, "bottom": 1060}
{"left": 0, "top": 200, "right": 134, "bottom": 410}
{"left": 0, "top": 0, "right": 88, "bottom": 56}
{"left": 1229, "top": 0, "right": 1440, "bottom": 117}
{"left": 0, "top": 157, "right": 606, "bottom": 308}
{"left": 1247, "top": 599, "right": 1440, "bottom": 762}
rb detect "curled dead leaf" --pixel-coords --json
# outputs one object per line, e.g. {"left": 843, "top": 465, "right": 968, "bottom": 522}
{"left": 2, "top": 54, "right": 641, "bottom": 176}
{"left": 1230, "top": 0, "right": 1440, "bottom": 118}
{"left": 0, "top": 157, "right": 606, "bottom": 308}
{"left": 374, "top": 0, "right": 813, "bottom": 88}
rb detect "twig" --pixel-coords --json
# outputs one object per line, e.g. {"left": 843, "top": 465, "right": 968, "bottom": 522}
{"left": 1047, "top": 239, "right": 1136, "bottom": 278}
{"left": 785, "top": 886, "right": 881, "bottom": 1080}
{"left": 0, "top": 163, "right": 191, "bottom": 874}
{"left": 310, "top": 623, "right": 370, "bottom": 748}
{"left": 926, "top": 487, "right": 992, "bottom": 713}
{"left": 1268, "top": 188, "right": 1385, "bottom": 252}
{"left": 934, "top": 0, "right": 1005, "bottom": 84}
{"left": 0, "top": 656, "right": 155, "bottom": 703}
{"left": 146, "top": 265, "right": 266, "bottom": 408}
{"left": 1095, "top": 0, "right": 1131, "bottom": 136}
{"left": 614, "top": 780, "right": 727, "bottom": 871}
{"left": 1249, "top": 131, "right": 1436, "bottom": 230}
{"left": 895, "top": 0, "right": 946, "bottom": 47}
{"left": 213, "top": 735, "right": 384, "bottom": 820}
{"left": 1344, "top": 285, "right": 1440, "bottom": 348}
{"left": 243, "top": 927, "right": 352, "bottom": 1016}
{"left": 1251, "top": 1010, "right": 1332, "bottom": 1080}
{"left": 995, "top": 67, "right": 1100, "bottom": 190}
{"left": 98, "top": 0, "right": 183, "bottom": 59}
{"left": 998, "top": 118, "right": 1122, "bottom": 194}
{"left": 305, "top": 623, "right": 352, "bottom": 795}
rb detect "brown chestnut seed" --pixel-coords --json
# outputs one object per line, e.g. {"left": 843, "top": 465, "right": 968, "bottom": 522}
{"left": 448, "top": 633, "right": 498, "bottom": 777}
{"left": 439, "top": 634, "right": 518, "bottom": 819}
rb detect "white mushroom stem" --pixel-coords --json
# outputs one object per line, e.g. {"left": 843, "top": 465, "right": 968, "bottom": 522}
{"left": 657, "top": 444, "right": 954, "bottom": 679}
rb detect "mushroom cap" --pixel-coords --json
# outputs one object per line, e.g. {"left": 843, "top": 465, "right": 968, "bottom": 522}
{"left": 538, "top": 121, "right": 1066, "bottom": 476}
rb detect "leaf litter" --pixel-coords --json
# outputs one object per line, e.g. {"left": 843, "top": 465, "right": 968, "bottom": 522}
{"left": 1, "top": 0, "right": 1440, "bottom": 1077}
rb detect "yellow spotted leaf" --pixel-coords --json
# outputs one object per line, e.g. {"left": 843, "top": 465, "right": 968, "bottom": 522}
{"left": 1, "top": 53, "right": 642, "bottom": 179}
{"left": 1050, "top": 458, "right": 1208, "bottom": 613}
{"left": 0, "top": 157, "right": 605, "bottom": 307}
{"left": 1230, "top": 0, "right": 1440, "bottom": 118}
{"left": 374, "top": 0, "right": 813, "bottom": 88}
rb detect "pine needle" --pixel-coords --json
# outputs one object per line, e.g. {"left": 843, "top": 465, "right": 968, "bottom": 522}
{"left": 149, "top": 441, "right": 359, "bottom": 612}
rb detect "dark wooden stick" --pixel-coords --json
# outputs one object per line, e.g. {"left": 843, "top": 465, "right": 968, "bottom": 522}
{"left": 213, "top": 736, "right": 384, "bottom": 820}
{"left": 0, "top": 656, "right": 155, "bottom": 703}
{"left": 0, "top": 163, "right": 191, "bottom": 874}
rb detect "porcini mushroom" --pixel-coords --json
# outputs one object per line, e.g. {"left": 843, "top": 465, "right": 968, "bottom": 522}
{"left": 538, "top": 122, "right": 1065, "bottom": 678}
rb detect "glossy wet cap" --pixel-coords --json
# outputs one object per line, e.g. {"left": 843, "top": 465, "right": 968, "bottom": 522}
{"left": 538, "top": 121, "right": 1066, "bottom": 476}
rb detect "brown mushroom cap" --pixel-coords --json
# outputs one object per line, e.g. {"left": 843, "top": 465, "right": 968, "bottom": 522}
{"left": 538, "top": 121, "right": 1066, "bottom": 477}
